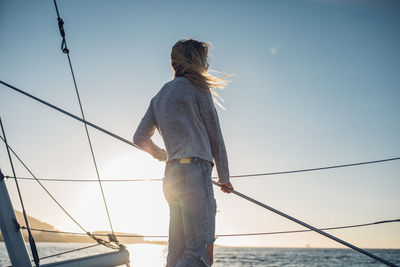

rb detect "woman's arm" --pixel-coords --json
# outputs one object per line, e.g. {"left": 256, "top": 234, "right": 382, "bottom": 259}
{"left": 197, "top": 89, "right": 230, "bottom": 184}
{"left": 133, "top": 99, "right": 167, "bottom": 161}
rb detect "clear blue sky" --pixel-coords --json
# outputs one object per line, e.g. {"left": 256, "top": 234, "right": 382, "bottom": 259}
{"left": 0, "top": 0, "right": 399, "bottom": 248}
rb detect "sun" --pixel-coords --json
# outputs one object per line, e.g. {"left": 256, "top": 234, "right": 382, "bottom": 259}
{"left": 93, "top": 150, "right": 170, "bottom": 237}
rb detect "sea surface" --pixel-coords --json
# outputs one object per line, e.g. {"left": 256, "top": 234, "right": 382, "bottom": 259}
{"left": 1, "top": 243, "right": 399, "bottom": 266}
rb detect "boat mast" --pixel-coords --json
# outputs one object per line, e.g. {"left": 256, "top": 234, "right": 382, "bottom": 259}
{"left": 0, "top": 169, "right": 32, "bottom": 267}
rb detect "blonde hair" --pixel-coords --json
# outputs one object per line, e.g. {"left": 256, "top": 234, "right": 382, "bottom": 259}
{"left": 171, "top": 39, "right": 230, "bottom": 107}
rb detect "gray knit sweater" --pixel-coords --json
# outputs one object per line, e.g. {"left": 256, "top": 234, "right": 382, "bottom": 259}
{"left": 133, "top": 76, "right": 230, "bottom": 183}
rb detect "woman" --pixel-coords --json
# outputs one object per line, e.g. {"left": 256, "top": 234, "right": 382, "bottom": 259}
{"left": 133, "top": 39, "right": 233, "bottom": 267}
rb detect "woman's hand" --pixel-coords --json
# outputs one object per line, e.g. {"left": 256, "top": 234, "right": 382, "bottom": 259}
{"left": 154, "top": 147, "right": 168, "bottom": 162}
{"left": 134, "top": 139, "right": 167, "bottom": 161}
{"left": 218, "top": 181, "right": 234, "bottom": 194}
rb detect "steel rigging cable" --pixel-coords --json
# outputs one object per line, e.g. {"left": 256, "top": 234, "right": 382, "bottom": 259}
{"left": 0, "top": 80, "right": 142, "bottom": 147}
{"left": 212, "top": 180, "right": 398, "bottom": 267}
{"left": 0, "top": 117, "right": 40, "bottom": 267}
{"left": 19, "top": 218, "right": 400, "bottom": 238}
{"left": 2, "top": 155, "right": 399, "bottom": 182}
{"left": 0, "top": 132, "right": 118, "bottom": 250}
{"left": 52, "top": 0, "right": 117, "bottom": 241}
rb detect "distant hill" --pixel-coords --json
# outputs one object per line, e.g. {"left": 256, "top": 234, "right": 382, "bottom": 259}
{"left": 0, "top": 210, "right": 166, "bottom": 245}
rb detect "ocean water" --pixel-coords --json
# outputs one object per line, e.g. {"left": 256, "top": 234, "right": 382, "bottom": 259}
{"left": 0, "top": 243, "right": 399, "bottom": 266}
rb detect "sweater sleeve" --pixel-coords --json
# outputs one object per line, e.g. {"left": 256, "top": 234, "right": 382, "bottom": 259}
{"left": 133, "top": 99, "right": 167, "bottom": 161}
{"left": 197, "top": 89, "right": 230, "bottom": 183}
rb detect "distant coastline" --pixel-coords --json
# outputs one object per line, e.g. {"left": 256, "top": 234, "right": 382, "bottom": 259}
{"left": 2, "top": 211, "right": 398, "bottom": 249}
{"left": 0, "top": 210, "right": 166, "bottom": 245}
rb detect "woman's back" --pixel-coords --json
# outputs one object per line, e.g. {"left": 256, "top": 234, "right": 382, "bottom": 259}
{"left": 152, "top": 76, "right": 213, "bottom": 162}
{"left": 133, "top": 75, "right": 229, "bottom": 183}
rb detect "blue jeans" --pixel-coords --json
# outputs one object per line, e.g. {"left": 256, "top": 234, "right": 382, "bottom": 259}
{"left": 163, "top": 158, "right": 217, "bottom": 267}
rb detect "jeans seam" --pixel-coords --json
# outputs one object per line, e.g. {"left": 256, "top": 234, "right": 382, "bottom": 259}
{"left": 202, "top": 160, "right": 213, "bottom": 246}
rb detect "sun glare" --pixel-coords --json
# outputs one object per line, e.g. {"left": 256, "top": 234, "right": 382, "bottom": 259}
{"left": 82, "top": 151, "right": 170, "bottom": 237}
